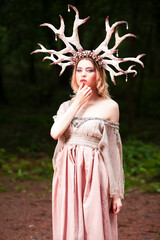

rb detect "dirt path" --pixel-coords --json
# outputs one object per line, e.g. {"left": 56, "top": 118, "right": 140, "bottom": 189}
{"left": 0, "top": 180, "right": 159, "bottom": 240}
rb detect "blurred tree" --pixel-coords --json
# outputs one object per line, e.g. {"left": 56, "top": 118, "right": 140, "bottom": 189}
{"left": 0, "top": 26, "right": 8, "bottom": 104}
{"left": 0, "top": 0, "right": 159, "bottom": 119}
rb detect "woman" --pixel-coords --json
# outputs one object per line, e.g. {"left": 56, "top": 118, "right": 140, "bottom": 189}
{"left": 50, "top": 57, "right": 124, "bottom": 240}
{"left": 32, "top": 5, "right": 144, "bottom": 239}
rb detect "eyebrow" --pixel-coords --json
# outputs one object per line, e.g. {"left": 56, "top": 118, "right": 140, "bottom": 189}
{"left": 77, "top": 67, "right": 95, "bottom": 69}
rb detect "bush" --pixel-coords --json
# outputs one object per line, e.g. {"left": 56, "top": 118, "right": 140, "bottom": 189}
{"left": 123, "top": 138, "right": 160, "bottom": 193}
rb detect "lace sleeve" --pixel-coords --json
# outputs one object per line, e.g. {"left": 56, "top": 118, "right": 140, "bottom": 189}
{"left": 52, "top": 100, "right": 71, "bottom": 122}
{"left": 98, "top": 123, "right": 124, "bottom": 199}
{"left": 52, "top": 100, "right": 71, "bottom": 170}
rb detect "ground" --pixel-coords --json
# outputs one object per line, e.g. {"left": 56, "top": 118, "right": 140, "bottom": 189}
{"left": 0, "top": 180, "right": 159, "bottom": 240}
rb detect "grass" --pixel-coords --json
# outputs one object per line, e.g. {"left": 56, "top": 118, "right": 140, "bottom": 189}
{"left": 123, "top": 138, "right": 160, "bottom": 193}
{"left": 0, "top": 148, "right": 53, "bottom": 183}
{"left": 0, "top": 138, "right": 160, "bottom": 194}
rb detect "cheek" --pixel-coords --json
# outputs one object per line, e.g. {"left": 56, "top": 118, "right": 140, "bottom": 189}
{"left": 76, "top": 72, "right": 79, "bottom": 78}
{"left": 76, "top": 71, "right": 81, "bottom": 79}
{"left": 75, "top": 73, "right": 81, "bottom": 85}
{"left": 90, "top": 73, "right": 97, "bottom": 83}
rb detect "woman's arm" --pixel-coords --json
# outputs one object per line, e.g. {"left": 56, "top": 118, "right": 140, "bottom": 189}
{"left": 109, "top": 101, "right": 123, "bottom": 214}
{"left": 50, "top": 84, "right": 92, "bottom": 140}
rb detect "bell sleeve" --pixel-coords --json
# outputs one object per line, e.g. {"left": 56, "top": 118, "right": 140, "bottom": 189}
{"left": 98, "top": 123, "right": 124, "bottom": 199}
{"left": 51, "top": 100, "right": 70, "bottom": 170}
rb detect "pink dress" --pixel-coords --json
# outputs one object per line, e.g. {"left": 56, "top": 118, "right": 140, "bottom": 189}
{"left": 52, "top": 101, "right": 124, "bottom": 240}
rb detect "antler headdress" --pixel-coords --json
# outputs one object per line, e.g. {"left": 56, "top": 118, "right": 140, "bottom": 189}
{"left": 31, "top": 4, "right": 145, "bottom": 85}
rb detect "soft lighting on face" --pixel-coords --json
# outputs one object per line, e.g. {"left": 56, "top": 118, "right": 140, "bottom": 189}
{"left": 76, "top": 59, "right": 97, "bottom": 88}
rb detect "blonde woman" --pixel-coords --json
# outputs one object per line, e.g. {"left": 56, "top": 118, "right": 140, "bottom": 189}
{"left": 51, "top": 58, "right": 123, "bottom": 240}
{"left": 32, "top": 5, "right": 144, "bottom": 239}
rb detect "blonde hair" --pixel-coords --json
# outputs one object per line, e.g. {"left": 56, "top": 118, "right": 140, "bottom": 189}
{"left": 70, "top": 58, "right": 110, "bottom": 99}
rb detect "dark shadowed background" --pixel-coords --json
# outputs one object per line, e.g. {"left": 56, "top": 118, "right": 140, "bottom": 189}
{"left": 0, "top": 0, "right": 160, "bottom": 192}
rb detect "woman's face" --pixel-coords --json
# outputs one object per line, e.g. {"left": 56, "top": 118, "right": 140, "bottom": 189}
{"left": 75, "top": 59, "right": 97, "bottom": 89}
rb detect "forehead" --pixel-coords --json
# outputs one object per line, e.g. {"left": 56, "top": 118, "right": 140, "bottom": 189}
{"left": 77, "top": 59, "right": 94, "bottom": 68}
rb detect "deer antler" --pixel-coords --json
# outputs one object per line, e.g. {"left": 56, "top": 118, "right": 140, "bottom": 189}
{"left": 94, "top": 16, "right": 145, "bottom": 84}
{"left": 31, "top": 5, "right": 145, "bottom": 83}
{"left": 31, "top": 5, "right": 90, "bottom": 75}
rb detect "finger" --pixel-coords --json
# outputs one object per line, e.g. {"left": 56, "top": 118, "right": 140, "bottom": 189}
{"left": 79, "top": 83, "right": 85, "bottom": 90}
{"left": 85, "top": 90, "right": 92, "bottom": 97}
{"left": 116, "top": 206, "right": 120, "bottom": 214}
{"left": 82, "top": 86, "right": 91, "bottom": 94}
{"left": 114, "top": 204, "right": 122, "bottom": 215}
{"left": 116, "top": 204, "right": 122, "bottom": 214}
{"left": 80, "top": 85, "right": 89, "bottom": 92}
{"left": 79, "top": 82, "right": 88, "bottom": 90}
{"left": 112, "top": 202, "right": 117, "bottom": 215}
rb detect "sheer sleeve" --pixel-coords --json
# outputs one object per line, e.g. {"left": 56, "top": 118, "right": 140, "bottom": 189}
{"left": 52, "top": 100, "right": 71, "bottom": 170}
{"left": 52, "top": 100, "right": 71, "bottom": 122}
{"left": 98, "top": 123, "right": 124, "bottom": 199}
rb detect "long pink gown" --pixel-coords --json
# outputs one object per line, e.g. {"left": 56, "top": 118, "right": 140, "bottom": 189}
{"left": 52, "top": 100, "right": 124, "bottom": 240}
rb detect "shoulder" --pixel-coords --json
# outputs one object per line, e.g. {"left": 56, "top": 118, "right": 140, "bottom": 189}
{"left": 103, "top": 99, "right": 119, "bottom": 110}
{"left": 105, "top": 98, "right": 118, "bottom": 107}
{"left": 103, "top": 99, "right": 119, "bottom": 122}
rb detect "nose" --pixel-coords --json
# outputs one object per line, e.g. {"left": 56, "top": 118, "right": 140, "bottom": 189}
{"left": 81, "top": 70, "right": 87, "bottom": 76}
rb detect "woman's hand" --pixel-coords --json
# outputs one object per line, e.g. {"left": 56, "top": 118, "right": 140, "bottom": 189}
{"left": 51, "top": 84, "right": 92, "bottom": 140}
{"left": 111, "top": 196, "right": 122, "bottom": 215}
{"left": 74, "top": 84, "right": 92, "bottom": 108}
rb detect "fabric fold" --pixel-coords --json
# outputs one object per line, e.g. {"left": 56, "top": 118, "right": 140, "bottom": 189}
{"left": 98, "top": 124, "right": 124, "bottom": 199}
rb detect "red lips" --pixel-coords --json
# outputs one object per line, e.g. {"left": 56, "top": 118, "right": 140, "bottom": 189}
{"left": 80, "top": 79, "right": 87, "bottom": 83}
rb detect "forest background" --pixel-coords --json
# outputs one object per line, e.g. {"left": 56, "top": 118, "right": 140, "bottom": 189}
{"left": 0, "top": 0, "right": 160, "bottom": 193}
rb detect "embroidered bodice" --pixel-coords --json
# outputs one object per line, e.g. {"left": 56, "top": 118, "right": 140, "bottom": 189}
{"left": 52, "top": 100, "right": 124, "bottom": 199}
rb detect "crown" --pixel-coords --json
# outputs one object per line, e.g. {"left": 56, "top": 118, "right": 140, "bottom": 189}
{"left": 72, "top": 50, "right": 104, "bottom": 67}
{"left": 31, "top": 4, "right": 145, "bottom": 85}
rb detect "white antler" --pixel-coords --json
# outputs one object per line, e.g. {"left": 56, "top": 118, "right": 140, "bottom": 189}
{"left": 65, "top": 5, "right": 90, "bottom": 51}
{"left": 31, "top": 6, "right": 145, "bottom": 82}
{"left": 31, "top": 5, "right": 90, "bottom": 75}
{"left": 95, "top": 16, "right": 145, "bottom": 84}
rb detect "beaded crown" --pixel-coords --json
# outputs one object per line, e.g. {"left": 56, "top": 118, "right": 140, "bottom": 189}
{"left": 72, "top": 50, "right": 103, "bottom": 67}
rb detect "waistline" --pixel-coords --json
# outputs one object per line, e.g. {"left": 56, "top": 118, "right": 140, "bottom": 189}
{"left": 64, "top": 134, "right": 100, "bottom": 149}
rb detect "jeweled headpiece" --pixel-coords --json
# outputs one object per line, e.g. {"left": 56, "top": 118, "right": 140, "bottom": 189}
{"left": 31, "top": 4, "right": 145, "bottom": 85}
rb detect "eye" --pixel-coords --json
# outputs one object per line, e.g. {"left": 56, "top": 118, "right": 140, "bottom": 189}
{"left": 76, "top": 69, "right": 82, "bottom": 72}
{"left": 87, "top": 69, "right": 95, "bottom": 72}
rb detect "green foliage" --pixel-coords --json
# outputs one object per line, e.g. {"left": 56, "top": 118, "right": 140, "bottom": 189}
{"left": 0, "top": 0, "right": 159, "bottom": 197}
{"left": 0, "top": 148, "right": 53, "bottom": 181}
{"left": 123, "top": 138, "right": 160, "bottom": 193}
{"left": 0, "top": 138, "right": 160, "bottom": 194}
{"left": 14, "top": 185, "right": 28, "bottom": 192}
{"left": 0, "top": 185, "right": 7, "bottom": 192}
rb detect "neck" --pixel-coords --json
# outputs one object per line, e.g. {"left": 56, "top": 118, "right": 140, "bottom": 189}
{"left": 87, "top": 91, "right": 102, "bottom": 104}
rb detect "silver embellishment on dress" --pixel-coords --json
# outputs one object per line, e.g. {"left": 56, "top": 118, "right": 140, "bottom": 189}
{"left": 72, "top": 117, "right": 119, "bottom": 128}
{"left": 71, "top": 118, "right": 90, "bottom": 128}
{"left": 114, "top": 128, "right": 120, "bottom": 142}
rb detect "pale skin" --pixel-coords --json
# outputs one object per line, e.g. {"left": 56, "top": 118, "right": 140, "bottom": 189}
{"left": 51, "top": 58, "right": 122, "bottom": 215}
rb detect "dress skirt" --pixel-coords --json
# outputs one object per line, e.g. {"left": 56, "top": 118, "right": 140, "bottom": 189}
{"left": 52, "top": 145, "right": 118, "bottom": 240}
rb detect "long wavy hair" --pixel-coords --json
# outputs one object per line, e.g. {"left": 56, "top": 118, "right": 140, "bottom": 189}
{"left": 70, "top": 58, "right": 110, "bottom": 99}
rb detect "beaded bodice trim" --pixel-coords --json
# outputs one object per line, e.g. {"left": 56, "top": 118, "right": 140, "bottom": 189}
{"left": 72, "top": 117, "right": 119, "bottom": 129}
